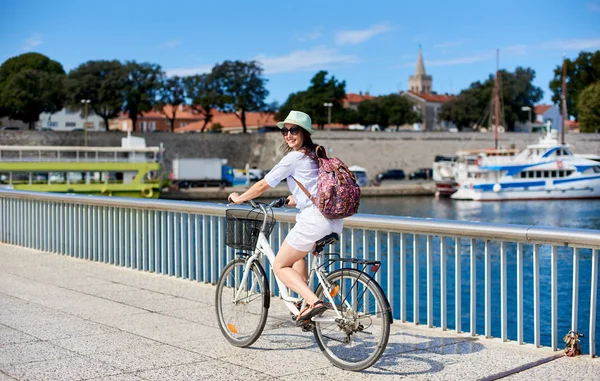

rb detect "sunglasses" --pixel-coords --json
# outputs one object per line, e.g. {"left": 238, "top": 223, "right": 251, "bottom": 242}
{"left": 281, "top": 126, "right": 301, "bottom": 136}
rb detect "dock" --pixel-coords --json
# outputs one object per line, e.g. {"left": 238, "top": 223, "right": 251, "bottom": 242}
{"left": 1, "top": 244, "right": 598, "bottom": 380}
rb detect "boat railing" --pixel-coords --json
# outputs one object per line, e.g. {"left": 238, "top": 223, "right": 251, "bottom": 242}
{"left": 0, "top": 146, "right": 161, "bottom": 163}
{"left": 0, "top": 189, "right": 597, "bottom": 356}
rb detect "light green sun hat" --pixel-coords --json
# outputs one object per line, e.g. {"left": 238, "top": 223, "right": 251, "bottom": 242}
{"left": 276, "top": 110, "right": 314, "bottom": 135}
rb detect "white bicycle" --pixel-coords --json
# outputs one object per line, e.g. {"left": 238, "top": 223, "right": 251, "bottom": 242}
{"left": 215, "top": 198, "right": 392, "bottom": 371}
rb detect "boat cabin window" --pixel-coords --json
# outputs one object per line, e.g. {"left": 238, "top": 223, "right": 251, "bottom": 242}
{"left": 594, "top": 166, "right": 600, "bottom": 173}
{"left": 551, "top": 170, "right": 557, "bottom": 178}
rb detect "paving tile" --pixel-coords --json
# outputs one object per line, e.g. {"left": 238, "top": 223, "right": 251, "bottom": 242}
{"left": 0, "top": 325, "right": 38, "bottom": 346}
{"left": 88, "top": 343, "right": 209, "bottom": 372}
{"left": 137, "top": 359, "right": 277, "bottom": 381}
{"left": 16, "top": 318, "right": 119, "bottom": 341}
{"left": 2, "top": 355, "right": 122, "bottom": 381}
{"left": 0, "top": 341, "right": 75, "bottom": 365}
{"left": 51, "top": 332, "right": 158, "bottom": 356}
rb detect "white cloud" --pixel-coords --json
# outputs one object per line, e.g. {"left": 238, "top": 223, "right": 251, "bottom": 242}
{"left": 164, "top": 39, "right": 182, "bottom": 48}
{"left": 297, "top": 29, "right": 322, "bottom": 42}
{"left": 335, "top": 23, "right": 393, "bottom": 46}
{"left": 405, "top": 45, "right": 526, "bottom": 68}
{"left": 540, "top": 38, "right": 600, "bottom": 51}
{"left": 165, "top": 65, "right": 212, "bottom": 77}
{"left": 256, "top": 46, "right": 360, "bottom": 74}
{"left": 23, "top": 33, "right": 42, "bottom": 51}
{"left": 433, "top": 41, "right": 465, "bottom": 49}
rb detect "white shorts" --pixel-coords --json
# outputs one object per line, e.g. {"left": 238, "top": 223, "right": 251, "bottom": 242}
{"left": 285, "top": 204, "right": 344, "bottom": 252}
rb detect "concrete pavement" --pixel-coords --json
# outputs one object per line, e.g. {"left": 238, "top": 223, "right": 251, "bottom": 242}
{"left": 0, "top": 243, "right": 598, "bottom": 380}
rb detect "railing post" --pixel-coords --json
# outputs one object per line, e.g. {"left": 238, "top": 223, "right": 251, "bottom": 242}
{"left": 485, "top": 240, "right": 491, "bottom": 338}
{"left": 440, "top": 236, "right": 447, "bottom": 331}
{"left": 590, "top": 249, "right": 598, "bottom": 357}
{"left": 517, "top": 242, "right": 524, "bottom": 344}
{"left": 533, "top": 244, "right": 540, "bottom": 347}
{"left": 455, "top": 237, "right": 461, "bottom": 334}
{"left": 470, "top": 238, "right": 476, "bottom": 336}
{"left": 551, "top": 246, "right": 558, "bottom": 351}
{"left": 501, "top": 241, "right": 507, "bottom": 341}
{"left": 414, "top": 234, "right": 420, "bottom": 325}
{"left": 572, "top": 248, "right": 579, "bottom": 333}
{"left": 427, "top": 235, "right": 433, "bottom": 328}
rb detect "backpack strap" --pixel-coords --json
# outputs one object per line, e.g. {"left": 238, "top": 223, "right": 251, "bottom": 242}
{"left": 291, "top": 177, "right": 317, "bottom": 205}
{"left": 315, "top": 145, "right": 328, "bottom": 159}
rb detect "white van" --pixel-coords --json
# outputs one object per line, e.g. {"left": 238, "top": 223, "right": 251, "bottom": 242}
{"left": 349, "top": 165, "right": 368, "bottom": 187}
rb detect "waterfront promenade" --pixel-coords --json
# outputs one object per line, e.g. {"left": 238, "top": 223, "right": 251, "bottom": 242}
{"left": 1, "top": 244, "right": 599, "bottom": 380}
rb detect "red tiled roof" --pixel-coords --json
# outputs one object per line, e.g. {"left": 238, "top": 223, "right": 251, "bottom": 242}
{"left": 117, "top": 105, "right": 204, "bottom": 120}
{"left": 344, "top": 93, "right": 374, "bottom": 104}
{"left": 565, "top": 120, "right": 580, "bottom": 127}
{"left": 407, "top": 91, "right": 454, "bottom": 103}
{"left": 176, "top": 111, "right": 277, "bottom": 132}
{"left": 534, "top": 104, "right": 553, "bottom": 115}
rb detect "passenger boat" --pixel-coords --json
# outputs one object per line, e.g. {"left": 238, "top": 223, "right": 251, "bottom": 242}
{"left": 450, "top": 130, "right": 600, "bottom": 201}
{"left": 0, "top": 136, "right": 165, "bottom": 198}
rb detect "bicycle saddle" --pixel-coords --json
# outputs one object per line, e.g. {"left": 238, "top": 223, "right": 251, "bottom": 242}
{"left": 314, "top": 233, "right": 339, "bottom": 253}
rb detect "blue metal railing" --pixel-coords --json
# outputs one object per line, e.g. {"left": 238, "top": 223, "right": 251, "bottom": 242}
{"left": 0, "top": 189, "right": 598, "bottom": 356}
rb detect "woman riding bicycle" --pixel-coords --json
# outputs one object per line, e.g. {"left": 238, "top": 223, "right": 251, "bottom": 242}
{"left": 228, "top": 110, "right": 343, "bottom": 325}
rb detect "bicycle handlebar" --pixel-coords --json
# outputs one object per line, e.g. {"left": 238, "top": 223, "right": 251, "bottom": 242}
{"left": 228, "top": 197, "right": 289, "bottom": 209}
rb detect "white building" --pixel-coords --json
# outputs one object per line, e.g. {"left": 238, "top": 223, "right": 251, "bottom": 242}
{"left": 37, "top": 108, "right": 106, "bottom": 131}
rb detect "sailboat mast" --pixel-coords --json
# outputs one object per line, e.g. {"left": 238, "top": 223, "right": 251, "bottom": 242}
{"left": 561, "top": 55, "right": 567, "bottom": 145}
{"left": 494, "top": 49, "right": 499, "bottom": 150}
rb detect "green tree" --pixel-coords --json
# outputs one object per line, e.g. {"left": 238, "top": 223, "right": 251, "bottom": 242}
{"left": 577, "top": 82, "right": 600, "bottom": 132}
{"left": 66, "top": 60, "right": 126, "bottom": 131}
{"left": 157, "top": 76, "right": 185, "bottom": 132}
{"left": 439, "top": 67, "right": 543, "bottom": 131}
{"left": 277, "top": 71, "right": 347, "bottom": 129}
{"left": 212, "top": 60, "right": 269, "bottom": 133}
{"left": 356, "top": 94, "right": 419, "bottom": 130}
{"left": 549, "top": 51, "right": 600, "bottom": 120}
{"left": 0, "top": 53, "right": 66, "bottom": 129}
{"left": 122, "top": 61, "right": 164, "bottom": 132}
{"left": 183, "top": 73, "right": 223, "bottom": 132}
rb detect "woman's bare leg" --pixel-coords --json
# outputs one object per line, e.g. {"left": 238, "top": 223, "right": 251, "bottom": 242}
{"left": 274, "top": 241, "right": 318, "bottom": 305}
{"left": 292, "top": 257, "right": 307, "bottom": 283}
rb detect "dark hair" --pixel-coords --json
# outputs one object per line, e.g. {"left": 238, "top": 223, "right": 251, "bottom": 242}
{"left": 279, "top": 127, "right": 318, "bottom": 160}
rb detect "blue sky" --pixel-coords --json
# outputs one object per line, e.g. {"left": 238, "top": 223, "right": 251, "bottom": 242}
{"left": 1, "top": 0, "right": 599, "bottom": 105}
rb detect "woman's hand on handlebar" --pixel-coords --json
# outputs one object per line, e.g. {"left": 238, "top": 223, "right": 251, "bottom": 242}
{"left": 228, "top": 192, "right": 243, "bottom": 205}
{"left": 286, "top": 195, "right": 296, "bottom": 207}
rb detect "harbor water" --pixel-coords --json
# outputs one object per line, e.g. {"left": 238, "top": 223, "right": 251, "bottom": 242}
{"left": 353, "top": 197, "right": 600, "bottom": 353}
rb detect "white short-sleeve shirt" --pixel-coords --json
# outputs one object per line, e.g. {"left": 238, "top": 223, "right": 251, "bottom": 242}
{"left": 264, "top": 150, "right": 318, "bottom": 209}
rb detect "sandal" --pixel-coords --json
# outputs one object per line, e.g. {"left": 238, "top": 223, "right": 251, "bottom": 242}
{"left": 290, "top": 300, "right": 304, "bottom": 318}
{"left": 295, "top": 300, "right": 327, "bottom": 326}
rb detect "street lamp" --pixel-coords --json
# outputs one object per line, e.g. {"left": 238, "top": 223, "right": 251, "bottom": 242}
{"left": 81, "top": 99, "right": 91, "bottom": 147}
{"left": 323, "top": 102, "right": 332, "bottom": 154}
{"left": 521, "top": 106, "right": 532, "bottom": 138}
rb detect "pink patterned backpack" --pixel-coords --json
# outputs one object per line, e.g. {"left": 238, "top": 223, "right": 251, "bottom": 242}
{"left": 293, "top": 146, "right": 361, "bottom": 219}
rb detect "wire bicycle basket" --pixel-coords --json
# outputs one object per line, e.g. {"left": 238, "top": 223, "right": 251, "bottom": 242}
{"left": 225, "top": 207, "right": 275, "bottom": 251}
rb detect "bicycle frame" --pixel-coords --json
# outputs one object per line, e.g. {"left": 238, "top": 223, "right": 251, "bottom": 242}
{"left": 232, "top": 230, "right": 344, "bottom": 322}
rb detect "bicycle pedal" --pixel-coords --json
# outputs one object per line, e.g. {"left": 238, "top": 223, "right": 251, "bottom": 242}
{"left": 301, "top": 323, "right": 313, "bottom": 332}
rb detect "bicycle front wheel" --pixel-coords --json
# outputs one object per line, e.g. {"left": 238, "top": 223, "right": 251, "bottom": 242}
{"left": 215, "top": 258, "right": 269, "bottom": 347}
{"left": 314, "top": 268, "right": 391, "bottom": 371}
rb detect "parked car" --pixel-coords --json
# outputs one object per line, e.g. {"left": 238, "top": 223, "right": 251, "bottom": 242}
{"left": 409, "top": 168, "right": 433, "bottom": 180}
{"left": 0, "top": 126, "right": 20, "bottom": 130}
{"left": 375, "top": 169, "right": 405, "bottom": 182}
{"left": 349, "top": 165, "right": 368, "bottom": 187}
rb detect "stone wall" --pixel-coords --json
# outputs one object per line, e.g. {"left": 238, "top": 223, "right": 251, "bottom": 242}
{"left": 1, "top": 130, "right": 598, "bottom": 180}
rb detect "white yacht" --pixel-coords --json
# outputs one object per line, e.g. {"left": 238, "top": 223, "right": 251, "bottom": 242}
{"left": 451, "top": 130, "right": 600, "bottom": 201}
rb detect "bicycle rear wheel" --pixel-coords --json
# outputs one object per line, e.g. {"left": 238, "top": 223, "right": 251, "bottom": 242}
{"left": 215, "top": 258, "right": 269, "bottom": 347}
{"left": 314, "top": 268, "right": 391, "bottom": 371}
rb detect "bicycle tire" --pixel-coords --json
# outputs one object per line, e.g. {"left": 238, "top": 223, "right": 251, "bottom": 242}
{"left": 313, "top": 268, "right": 391, "bottom": 371}
{"left": 215, "top": 258, "right": 270, "bottom": 347}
